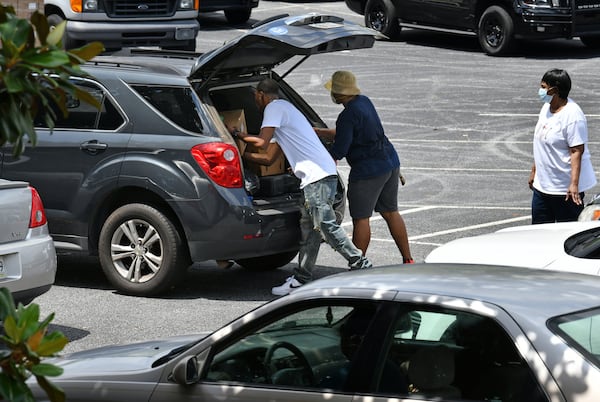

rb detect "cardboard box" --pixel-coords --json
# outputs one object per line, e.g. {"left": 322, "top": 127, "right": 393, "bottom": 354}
{"left": 4, "top": 0, "right": 43, "bottom": 18}
{"left": 245, "top": 146, "right": 286, "bottom": 176}
{"left": 220, "top": 108, "right": 286, "bottom": 176}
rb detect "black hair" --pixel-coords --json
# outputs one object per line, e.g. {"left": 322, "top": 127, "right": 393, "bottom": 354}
{"left": 256, "top": 78, "right": 280, "bottom": 97}
{"left": 542, "top": 69, "right": 571, "bottom": 99}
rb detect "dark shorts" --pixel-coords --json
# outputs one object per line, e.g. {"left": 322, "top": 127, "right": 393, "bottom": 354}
{"left": 348, "top": 168, "right": 399, "bottom": 219}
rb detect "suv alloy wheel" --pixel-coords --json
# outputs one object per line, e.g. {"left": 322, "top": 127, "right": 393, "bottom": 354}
{"left": 99, "top": 203, "right": 190, "bottom": 296}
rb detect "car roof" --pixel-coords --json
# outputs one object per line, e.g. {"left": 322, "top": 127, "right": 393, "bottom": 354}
{"left": 84, "top": 51, "right": 195, "bottom": 85}
{"left": 296, "top": 263, "right": 600, "bottom": 318}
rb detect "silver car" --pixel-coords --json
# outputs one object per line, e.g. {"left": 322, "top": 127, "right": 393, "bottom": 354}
{"left": 0, "top": 179, "right": 56, "bottom": 304}
{"left": 32, "top": 264, "right": 600, "bottom": 401}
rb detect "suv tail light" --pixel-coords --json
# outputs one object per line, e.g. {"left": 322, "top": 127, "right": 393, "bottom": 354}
{"left": 29, "top": 187, "right": 48, "bottom": 228}
{"left": 191, "top": 143, "right": 243, "bottom": 188}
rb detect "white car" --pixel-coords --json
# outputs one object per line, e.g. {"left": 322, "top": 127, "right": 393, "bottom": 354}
{"left": 425, "top": 220, "right": 600, "bottom": 276}
{"left": 0, "top": 179, "right": 57, "bottom": 304}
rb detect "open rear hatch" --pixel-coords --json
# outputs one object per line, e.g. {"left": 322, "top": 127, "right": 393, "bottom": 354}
{"left": 189, "top": 13, "right": 378, "bottom": 84}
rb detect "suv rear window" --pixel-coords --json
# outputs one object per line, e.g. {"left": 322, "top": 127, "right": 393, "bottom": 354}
{"left": 131, "top": 85, "right": 204, "bottom": 134}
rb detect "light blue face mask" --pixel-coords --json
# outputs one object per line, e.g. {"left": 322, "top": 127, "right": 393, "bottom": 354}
{"left": 538, "top": 87, "right": 553, "bottom": 103}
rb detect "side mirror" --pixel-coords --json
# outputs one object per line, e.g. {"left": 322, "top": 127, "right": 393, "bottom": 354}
{"left": 172, "top": 356, "right": 200, "bottom": 385}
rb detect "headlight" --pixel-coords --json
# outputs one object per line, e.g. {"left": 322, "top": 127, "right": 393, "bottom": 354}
{"left": 84, "top": 0, "right": 98, "bottom": 10}
{"left": 179, "top": 0, "right": 195, "bottom": 9}
{"left": 522, "top": 0, "right": 564, "bottom": 6}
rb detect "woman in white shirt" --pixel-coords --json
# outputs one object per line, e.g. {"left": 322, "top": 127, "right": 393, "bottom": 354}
{"left": 528, "top": 69, "right": 597, "bottom": 224}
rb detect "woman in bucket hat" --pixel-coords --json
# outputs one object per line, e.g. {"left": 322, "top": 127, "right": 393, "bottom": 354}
{"left": 316, "top": 70, "right": 414, "bottom": 263}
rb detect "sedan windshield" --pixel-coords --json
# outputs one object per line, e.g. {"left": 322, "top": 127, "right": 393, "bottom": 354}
{"left": 549, "top": 307, "right": 600, "bottom": 369}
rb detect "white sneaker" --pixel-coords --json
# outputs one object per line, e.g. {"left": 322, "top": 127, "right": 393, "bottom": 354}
{"left": 272, "top": 276, "right": 303, "bottom": 296}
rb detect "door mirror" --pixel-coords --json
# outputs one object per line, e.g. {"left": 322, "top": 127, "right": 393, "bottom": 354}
{"left": 172, "top": 356, "right": 200, "bottom": 385}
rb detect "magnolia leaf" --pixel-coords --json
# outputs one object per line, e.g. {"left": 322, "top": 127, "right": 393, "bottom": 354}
{"left": 25, "top": 50, "right": 70, "bottom": 68}
{"left": 46, "top": 20, "right": 65, "bottom": 47}
{"left": 30, "top": 11, "right": 49, "bottom": 45}
{"left": 4, "top": 73, "right": 25, "bottom": 92}
{"left": 3, "top": 315, "right": 19, "bottom": 342}
{"left": 0, "top": 288, "right": 17, "bottom": 320}
{"left": 75, "top": 86, "right": 101, "bottom": 109}
{"left": 36, "top": 332, "right": 68, "bottom": 356}
{"left": 35, "top": 375, "right": 66, "bottom": 402}
{"left": 68, "top": 41, "right": 104, "bottom": 61}
{"left": 30, "top": 363, "right": 64, "bottom": 377}
{"left": 26, "top": 329, "right": 44, "bottom": 351}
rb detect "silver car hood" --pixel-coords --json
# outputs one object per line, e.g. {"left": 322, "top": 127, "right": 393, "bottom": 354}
{"left": 49, "top": 334, "right": 207, "bottom": 378}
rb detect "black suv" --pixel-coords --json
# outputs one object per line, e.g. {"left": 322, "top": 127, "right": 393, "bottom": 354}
{"left": 0, "top": 14, "right": 376, "bottom": 297}
{"left": 345, "top": 0, "right": 600, "bottom": 55}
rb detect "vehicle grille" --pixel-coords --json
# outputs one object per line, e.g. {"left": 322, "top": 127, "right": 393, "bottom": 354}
{"left": 574, "top": 0, "right": 600, "bottom": 10}
{"left": 104, "top": 0, "right": 176, "bottom": 17}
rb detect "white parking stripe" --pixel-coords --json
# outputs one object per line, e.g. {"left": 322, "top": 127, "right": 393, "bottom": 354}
{"left": 409, "top": 215, "right": 531, "bottom": 241}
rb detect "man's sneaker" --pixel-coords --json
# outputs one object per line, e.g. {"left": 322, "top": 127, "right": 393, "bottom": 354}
{"left": 272, "top": 276, "right": 303, "bottom": 296}
{"left": 350, "top": 256, "right": 373, "bottom": 270}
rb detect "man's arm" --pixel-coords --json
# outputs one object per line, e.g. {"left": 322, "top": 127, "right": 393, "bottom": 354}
{"left": 234, "top": 126, "right": 275, "bottom": 151}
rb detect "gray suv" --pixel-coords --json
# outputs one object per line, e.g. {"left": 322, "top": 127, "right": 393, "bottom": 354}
{"left": 0, "top": 14, "right": 376, "bottom": 297}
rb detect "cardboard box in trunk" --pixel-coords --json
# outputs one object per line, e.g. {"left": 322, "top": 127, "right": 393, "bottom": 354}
{"left": 220, "top": 108, "right": 286, "bottom": 177}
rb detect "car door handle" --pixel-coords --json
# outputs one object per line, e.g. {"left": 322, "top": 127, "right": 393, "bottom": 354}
{"left": 80, "top": 140, "right": 108, "bottom": 154}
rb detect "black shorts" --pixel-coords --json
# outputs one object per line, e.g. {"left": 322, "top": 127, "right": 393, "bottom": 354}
{"left": 347, "top": 168, "right": 399, "bottom": 219}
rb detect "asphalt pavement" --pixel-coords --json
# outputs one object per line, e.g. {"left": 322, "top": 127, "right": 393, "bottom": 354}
{"left": 38, "top": 0, "right": 600, "bottom": 353}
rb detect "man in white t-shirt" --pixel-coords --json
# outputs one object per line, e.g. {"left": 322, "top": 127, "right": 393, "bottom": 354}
{"left": 234, "top": 78, "right": 372, "bottom": 295}
{"left": 529, "top": 69, "right": 597, "bottom": 223}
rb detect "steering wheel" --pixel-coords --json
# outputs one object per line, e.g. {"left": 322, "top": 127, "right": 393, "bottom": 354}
{"left": 263, "top": 341, "right": 315, "bottom": 386}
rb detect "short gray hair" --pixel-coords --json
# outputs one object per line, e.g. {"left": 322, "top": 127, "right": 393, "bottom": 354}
{"left": 256, "top": 78, "right": 280, "bottom": 97}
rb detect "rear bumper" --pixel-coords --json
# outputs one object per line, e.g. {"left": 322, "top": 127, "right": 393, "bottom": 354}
{"left": 172, "top": 195, "right": 302, "bottom": 262}
{"left": 0, "top": 227, "right": 57, "bottom": 305}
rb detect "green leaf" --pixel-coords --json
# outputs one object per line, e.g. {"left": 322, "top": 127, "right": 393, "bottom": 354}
{"left": 25, "top": 50, "right": 70, "bottom": 68}
{"left": 68, "top": 41, "right": 105, "bottom": 61}
{"left": 30, "top": 363, "right": 64, "bottom": 377}
{"left": 35, "top": 375, "right": 66, "bottom": 402}
{"left": 0, "top": 288, "right": 17, "bottom": 320}
{"left": 3, "top": 315, "right": 19, "bottom": 342}
{"left": 46, "top": 20, "right": 65, "bottom": 47}
{"left": 37, "top": 332, "right": 68, "bottom": 356}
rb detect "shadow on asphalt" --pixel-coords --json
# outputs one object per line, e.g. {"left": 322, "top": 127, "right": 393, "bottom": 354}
{"left": 55, "top": 255, "right": 347, "bottom": 301}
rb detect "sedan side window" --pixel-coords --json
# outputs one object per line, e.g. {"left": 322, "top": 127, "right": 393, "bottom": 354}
{"left": 378, "top": 308, "right": 549, "bottom": 401}
{"left": 204, "top": 302, "right": 379, "bottom": 392}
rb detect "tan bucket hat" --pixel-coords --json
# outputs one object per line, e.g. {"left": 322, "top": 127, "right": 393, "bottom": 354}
{"left": 324, "top": 70, "right": 360, "bottom": 96}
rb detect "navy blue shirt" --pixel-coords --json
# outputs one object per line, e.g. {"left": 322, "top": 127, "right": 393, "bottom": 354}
{"left": 329, "top": 95, "right": 400, "bottom": 182}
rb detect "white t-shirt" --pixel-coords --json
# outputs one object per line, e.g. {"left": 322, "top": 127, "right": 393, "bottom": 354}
{"left": 533, "top": 100, "right": 597, "bottom": 194}
{"left": 262, "top": 99, "right": 336, "bottom": 188}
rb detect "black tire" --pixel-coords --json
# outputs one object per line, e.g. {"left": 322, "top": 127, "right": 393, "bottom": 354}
{"left": 477, "top": 6, "right": 514, "bottom": 56}
{"left": 224, "top": 8, "right": 252, "bottom": 24}
{"left": 98, "top": 204, "right": 189, "bottom": 296}
{"left": 236, "top": 250, "right": 298, "bottom": 271}
{"left": 365, "top": 0, "right": 400, "bottom": 39}
{"left": 580, "top": 35, "right": 600, "bottom": 48}
{"left": 47, "top": 14, "right": 77, "bottom": 50}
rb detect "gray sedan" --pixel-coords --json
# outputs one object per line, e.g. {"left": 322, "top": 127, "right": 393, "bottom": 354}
{"left": 0, "top": 179, "right": 56, "bottom": 305}
{"left": 33, "top": 264, "right": 600, "bottom": 401}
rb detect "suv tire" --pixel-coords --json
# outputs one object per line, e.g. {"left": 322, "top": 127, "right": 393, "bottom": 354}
{"left": 99, "top": 203, "right": 189, "bottom": 296}
{"left": 478, "top": 6, "right": 514, "bottom": 56}
{"left": 225, "top": 8, "right": 252, "bottom": 24}
{"left": 365, "top": 0, "right": 401, "bottom": 39}
{"left": 236, "top": 250, "right": 298, "bottom": 271}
